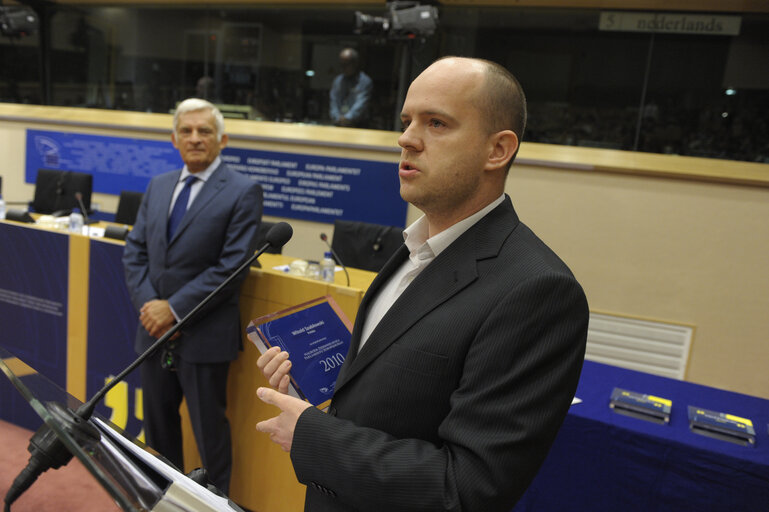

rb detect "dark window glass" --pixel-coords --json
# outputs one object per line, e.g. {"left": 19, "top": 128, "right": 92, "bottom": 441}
{"left": 1, "top": 3, "right": 767, "bottom": 163}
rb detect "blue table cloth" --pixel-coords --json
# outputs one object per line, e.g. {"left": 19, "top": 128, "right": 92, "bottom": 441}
{"left": 513, "top": 360, "right": 769, "bottom": 511}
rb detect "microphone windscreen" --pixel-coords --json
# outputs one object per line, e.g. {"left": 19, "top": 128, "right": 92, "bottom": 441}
{"left": 265, "top": 222, "right": 293, "bottom": 248}
{"left": 320, "top": 233, "right": 328, "bottom": 242}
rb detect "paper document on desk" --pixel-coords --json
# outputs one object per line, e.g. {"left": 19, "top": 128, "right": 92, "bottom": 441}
{"left": 81, "top": 226, "right": 105, "bottom": 237}
{"left": 92, "top": 417, "right": 235, "bottom": 510}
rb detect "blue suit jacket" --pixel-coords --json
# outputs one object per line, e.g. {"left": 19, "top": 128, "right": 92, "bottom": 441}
{"left": 123, "top": 162, "right": 263, "bottom": 363}
{"left": 291, "top": 197, "right": 589, "bottom": 512}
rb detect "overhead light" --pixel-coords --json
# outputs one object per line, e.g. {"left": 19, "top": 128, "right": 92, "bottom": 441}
{"left": 305, "top": 70, "right": 315, "bottom": 77}
{"left": 725, "top": 88, "right": 737, "bottom": 96}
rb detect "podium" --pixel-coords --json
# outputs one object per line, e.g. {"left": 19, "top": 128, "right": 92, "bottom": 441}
{"left": 0, "top": 345, "right": 243, "bottom": 512}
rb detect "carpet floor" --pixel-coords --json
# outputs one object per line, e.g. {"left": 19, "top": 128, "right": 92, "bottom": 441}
{"left": 0, "top": 419, "right": 120, "bottom": 511}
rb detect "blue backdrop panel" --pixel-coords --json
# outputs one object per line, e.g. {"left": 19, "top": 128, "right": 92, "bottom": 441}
{"left": 222, "top": 148, "right": 405, "bottom": 226}
{"left": 25, "top": 129, "right": 183, "bottom": 196}
{"left": 86, "top": 240, "right": 143, "bottom": 437}
{"left": 0, "top": 223, "right": 69, "bottom": 430}
{"left": 26, "top": 129, "right": 407, "bottom": 227}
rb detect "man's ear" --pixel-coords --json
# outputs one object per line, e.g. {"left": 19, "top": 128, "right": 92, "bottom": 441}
{"left": 485, "top": 130, "right": 518, "bottom": 171}
{"left": 171, "top": 131, "right": 179, "bottom": 150}
{"left": 219, "top": 133, "right": 229, "bottom": 150}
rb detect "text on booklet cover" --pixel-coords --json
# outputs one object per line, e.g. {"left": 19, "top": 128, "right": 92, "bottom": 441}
{"left": 688, "top": 405, "right": 756, "bottom": 446}
{"left": 609, "top": 387, "right": 672, "bottom": 424}
{"left": 247, "top": 296, "right": 352, "bottom": 409}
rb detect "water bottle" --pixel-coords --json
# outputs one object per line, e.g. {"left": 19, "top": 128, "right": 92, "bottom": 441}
{"left": 69, "top": 207, "right": 84, "bottom": 233}
{"left": 0, "top": 194, "right": 5, "bottom": 219}
{"left": 320, "top": 251, "right": 336, "bottom": 283}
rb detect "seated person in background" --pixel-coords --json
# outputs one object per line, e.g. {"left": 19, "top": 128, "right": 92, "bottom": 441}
{"left": 329, "top": 48, "right": 373, "bottom": 128}
{"left": 195, "top": 76, "right": 215, "bottom": 101}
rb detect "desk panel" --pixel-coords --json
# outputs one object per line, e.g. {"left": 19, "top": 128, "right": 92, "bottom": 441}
{"left": 214, "top": 254, "right": 374, "bottom": 512}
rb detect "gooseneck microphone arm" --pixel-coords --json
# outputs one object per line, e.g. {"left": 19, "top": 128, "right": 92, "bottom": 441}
{"left": 320, "top": 232, "right": 350, "bottom": 286}
{"left": 4, "top": 222, "right": 294, "bottom": 511}
{"left": 74, "top": 192, "right": 95, "bottom": 225}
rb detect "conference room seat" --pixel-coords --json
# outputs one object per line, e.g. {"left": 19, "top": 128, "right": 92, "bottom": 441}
{"left": 330, "top": 219, "right": 404, "bottom": 272}
{"left": 114, "top": 190, "right": 144, "bottom": 225}
{"left": 29, "top": 169, "right": 93, "bottom": 215}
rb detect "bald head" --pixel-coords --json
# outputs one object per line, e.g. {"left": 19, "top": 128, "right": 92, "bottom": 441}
{"left": 429, "top": 57, "right": 527, "bottom": 164}
{"left": 339, "top": 48, "right": 360, "bottom": 77}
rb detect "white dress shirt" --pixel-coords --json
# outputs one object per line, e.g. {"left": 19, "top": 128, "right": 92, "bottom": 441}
{"left": 167, "top": 156, "right": 221, "bottom": 216}
{"left": 358, "top": 194, "right": 505, "bottom": 352}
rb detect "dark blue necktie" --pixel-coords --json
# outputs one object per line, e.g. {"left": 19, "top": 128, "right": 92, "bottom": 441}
{"left": 167, "top": 175, "right": 197, "bottom": 240}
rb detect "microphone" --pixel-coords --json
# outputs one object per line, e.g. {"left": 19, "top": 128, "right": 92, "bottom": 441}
{"left": 74, "top": 192, "right": 96, "bottom": 225}
{"left": 3, "top": 222, "right": 293, "bottom": 510}
{"left": 372, "top": 226, "right": 392, "bottom": 252}
{"left": 320, "top": 233, "right": 350, "bottom": 286}
{"left": 52, "top": 171, "right": 68, "bottom": 216}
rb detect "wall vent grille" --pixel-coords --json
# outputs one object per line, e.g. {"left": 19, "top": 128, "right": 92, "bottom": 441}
{"left": 586, "top": 312, "right": 693, "bottom": 379}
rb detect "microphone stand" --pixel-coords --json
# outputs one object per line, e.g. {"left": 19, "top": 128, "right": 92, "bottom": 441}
{"left": 4, "top": 223, "right": 292, "bottom": 510}
{"left": 74, "top": 192, "right": 97, "bottom": 227}
{"left": 79, "top": 238, "right": 270, "bottom": 418}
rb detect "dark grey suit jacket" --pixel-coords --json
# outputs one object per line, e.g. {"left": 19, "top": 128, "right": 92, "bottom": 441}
{"left": 123, "top": 162, "right": 263, "bottom": 363}
{"left": 291, "top": 197, "right": 589, "bottom": 512}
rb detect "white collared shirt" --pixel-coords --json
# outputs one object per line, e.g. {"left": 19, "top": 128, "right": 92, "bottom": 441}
{"left": 167, "top": 156, "right": 221, "bottom": 216}
{"left": 358, "top": 194, "right": 506, "bottom": 351}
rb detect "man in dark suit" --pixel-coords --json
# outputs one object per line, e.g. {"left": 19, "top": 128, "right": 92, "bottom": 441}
{"left": 256, "top": 57, "right": 588, "bottom": 511}
{"left": 123, "top": 98, "right": 262, "bottom": 493}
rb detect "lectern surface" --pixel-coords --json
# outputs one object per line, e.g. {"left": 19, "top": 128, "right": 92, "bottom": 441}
{"left": 0, "top": 345, "right": 241, "bottom": 512}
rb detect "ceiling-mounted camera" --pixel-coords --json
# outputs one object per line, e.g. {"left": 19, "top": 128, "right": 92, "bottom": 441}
{"left": 0, "top": 5, "right": 39, "bottom": 38}
{"left": 354, "top": 1, "right": 439, "bottom": 40}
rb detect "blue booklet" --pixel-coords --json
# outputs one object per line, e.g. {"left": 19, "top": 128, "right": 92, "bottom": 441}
{"left": 247, "top": 296, "right": 352, "bottom": 409}
{"left": 609, "top": 387, "right": 672, "bottom": 424}
{"left": 688, "top": 405, "right": 756, "bottom": 446}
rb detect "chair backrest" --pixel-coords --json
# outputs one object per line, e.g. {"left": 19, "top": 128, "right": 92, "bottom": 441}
{"left": 254, "top": 221, "right": 283, "bottom": 254}
{"left": 114, "top": 190, "right": 144, "bottom": 225}
{"left": 330, "top": 220, "right": 404, "bottom": 272}
{"left": 31, "top": 169, "right": 93, "bottom": 215}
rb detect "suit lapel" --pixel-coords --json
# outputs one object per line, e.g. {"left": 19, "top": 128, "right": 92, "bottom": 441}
{"left": 168, "top": 163, "right": 228, "bottom": 245}
{"left": 335, "top": 198, "right": 520, "bottom": 393}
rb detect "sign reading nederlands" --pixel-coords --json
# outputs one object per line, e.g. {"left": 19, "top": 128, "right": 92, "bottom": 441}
{"left": 25, "top": 129, "right": 406, "bottom": 227}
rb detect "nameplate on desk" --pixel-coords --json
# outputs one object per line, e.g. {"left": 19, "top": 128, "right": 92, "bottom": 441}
{"left": 609, "top": 387, "right": 672, "bottom": 424}
{"left": 246, "top": 296, "right": 352, "bottom": 410}
{"left": 688, "top": 405, "right": 756, "bottom": 446}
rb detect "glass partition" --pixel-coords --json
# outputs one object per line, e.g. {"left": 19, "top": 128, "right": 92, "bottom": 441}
{"left": 1, "top": 2, "right": 767, "bottom": 163}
